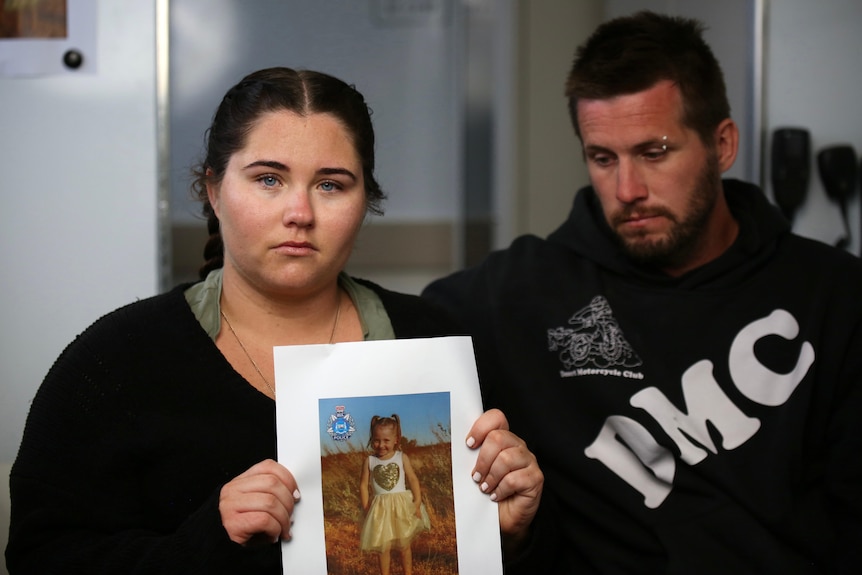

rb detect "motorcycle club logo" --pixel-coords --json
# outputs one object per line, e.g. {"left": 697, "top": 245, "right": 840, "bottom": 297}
{"left": 326, "top": 405, "right": 356, "bottom": 441}
{"left": 548, "top": 295, "right": 643, "bottom": 378}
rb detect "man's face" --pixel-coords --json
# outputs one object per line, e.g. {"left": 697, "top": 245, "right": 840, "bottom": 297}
{"left": 577, "top": 80, "right": 736, "bottom": 275}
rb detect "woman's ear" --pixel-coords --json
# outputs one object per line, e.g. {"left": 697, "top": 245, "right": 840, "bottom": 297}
{"left": 714, "top": 118, "right": 739, "bottom": 173}
{"left": 205, "top": 169, "right": 220, "bottom": 217}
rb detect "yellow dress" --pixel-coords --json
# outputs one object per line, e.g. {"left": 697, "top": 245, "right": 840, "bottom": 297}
{"left": 360, "top": 451, "right": 431, "bottom": 551}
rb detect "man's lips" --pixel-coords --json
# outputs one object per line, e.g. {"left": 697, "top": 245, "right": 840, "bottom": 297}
{"left": 614, "top": 209, "right": 670, "bottom": 229}
{"left": 612, "top": 213, "right": 672, "bottom": 240}
{"left": 621, "top": 214, "right": 658, "bottom": 225}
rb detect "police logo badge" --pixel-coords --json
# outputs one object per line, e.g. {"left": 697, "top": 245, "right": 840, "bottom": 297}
{"left": 326, "top": 405, "right": 356, "bottom": 441}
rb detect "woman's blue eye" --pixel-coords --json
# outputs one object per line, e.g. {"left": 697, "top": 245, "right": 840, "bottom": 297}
{"left": 260, "top": 175, "right": 278, "bottom": 187}
{"left": 320, "top": 181, "right": 337, "bottom": 192}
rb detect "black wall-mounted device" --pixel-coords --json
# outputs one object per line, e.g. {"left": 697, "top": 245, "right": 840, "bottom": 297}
{"left": 817, "top": 144, "right": 858, "bottom": 251}
{"left": 771, "top": 128, "right": 811, "bottom": 223}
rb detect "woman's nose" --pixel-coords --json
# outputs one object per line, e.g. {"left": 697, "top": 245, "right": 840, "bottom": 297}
{"left": 282, "top": 188, "right": 314, "bottom": 227}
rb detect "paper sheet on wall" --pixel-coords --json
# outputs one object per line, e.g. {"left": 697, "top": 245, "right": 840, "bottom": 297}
{"left": 0, "top": 0, "right": 97, "bottom": 77}
{"left": 274, "top": 336, "right": 502, "bottom": 575}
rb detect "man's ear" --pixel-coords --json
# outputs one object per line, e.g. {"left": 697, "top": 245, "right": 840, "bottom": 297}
{"left": 714, "top": 118, "right": 739, "bottom": 173}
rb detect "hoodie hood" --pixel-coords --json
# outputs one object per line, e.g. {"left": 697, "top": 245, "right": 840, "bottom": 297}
{"left": 547, "top": 179, "right": 791, "bottom": 289}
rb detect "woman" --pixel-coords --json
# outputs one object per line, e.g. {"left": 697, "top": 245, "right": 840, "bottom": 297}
{"left": 5, "top": 67, "right": 542, "bottom": 574}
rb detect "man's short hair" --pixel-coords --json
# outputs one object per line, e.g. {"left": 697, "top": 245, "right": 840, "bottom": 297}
{"left": 566, "top": 11, "right": 731, "bottom": 144}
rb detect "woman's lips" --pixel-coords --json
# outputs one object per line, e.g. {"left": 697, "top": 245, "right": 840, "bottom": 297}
{"left": 274, "top": 241, "right": 316, "bottom": 256}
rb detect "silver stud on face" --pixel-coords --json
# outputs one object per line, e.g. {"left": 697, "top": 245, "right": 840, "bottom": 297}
{"left": 662, "top": 135, "right": 668, "bottom": 151}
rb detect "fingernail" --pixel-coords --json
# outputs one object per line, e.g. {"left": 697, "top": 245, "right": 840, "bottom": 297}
{"left": 481, "top": 482, "right": 489, "bottom": 493}
{"left": 490, "top": 492, "right": 498, "bottom": 502}
{"left": 466, "top": 436, "right": 476, "bottom": 448}
{"left": 293, "top": 489, "right": 301, "bottom": 500}
{"left": 472, "top": 471, "right": 482, "bottom": 483}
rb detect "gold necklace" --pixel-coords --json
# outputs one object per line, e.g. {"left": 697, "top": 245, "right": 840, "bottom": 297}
{"left": 220, "top": 291, "right": 342, "bottom": 396}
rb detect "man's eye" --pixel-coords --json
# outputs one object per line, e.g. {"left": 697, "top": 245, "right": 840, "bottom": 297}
{"left": 591, "top": 155, "right": 612, "bottom": 166}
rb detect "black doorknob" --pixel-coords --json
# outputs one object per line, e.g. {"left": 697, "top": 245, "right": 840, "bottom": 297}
{"left": 63, "top": 49, "right": 84, "bottom": 70}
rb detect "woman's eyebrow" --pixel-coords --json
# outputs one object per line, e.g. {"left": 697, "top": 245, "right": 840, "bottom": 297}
{"left": 243, "top": 159, "right": 288, "bottom": 171}
{"left": 318, "top": 167, "right": 357, "bottom": 181}
{"left": 242, "top": 161, "right": 357, "bottom": 182}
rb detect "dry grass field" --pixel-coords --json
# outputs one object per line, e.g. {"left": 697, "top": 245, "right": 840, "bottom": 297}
{"left": 320, "top": 435, "right": 459, "bottom": 575}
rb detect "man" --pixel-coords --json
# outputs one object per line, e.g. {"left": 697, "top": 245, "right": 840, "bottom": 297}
{"left": 423, "top": 11, "right": 862, "bottom": 574}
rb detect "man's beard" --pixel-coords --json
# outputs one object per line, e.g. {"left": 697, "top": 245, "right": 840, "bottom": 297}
{"left": 611, "top": 154, "right": 722, "bottom": 270}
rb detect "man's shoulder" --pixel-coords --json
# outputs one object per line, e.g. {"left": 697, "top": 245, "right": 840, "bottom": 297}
{"left": 352, "top": 277, "right": 432, "bottom": 308}
{"left": 449, "top": 233, "right": 581, "bottom": 286}
{"left": 421, "top": 232, "right": 590, "bottom": 320}
{"left": 352, "top": 277, "right": 465, "bottom": 338}
{"left": 780, "top": 232, "right": 862, "bottom": 275}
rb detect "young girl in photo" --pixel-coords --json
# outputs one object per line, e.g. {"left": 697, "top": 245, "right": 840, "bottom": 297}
{"left": 360, "top": 414, "right": 430, "bottom": 575}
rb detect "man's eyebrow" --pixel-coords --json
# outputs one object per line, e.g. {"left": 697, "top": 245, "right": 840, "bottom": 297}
{"left": 583, "top": 144, "right": 614, "bottom": 155}
{"left": 584, "top": 139, "right": 669, "bottom": 155}
{"left": 633, "top": 138, "right": 670, "bottom": 152}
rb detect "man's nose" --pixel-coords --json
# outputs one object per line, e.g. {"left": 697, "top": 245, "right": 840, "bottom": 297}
{"left": 615, "top": 158, "right": 648, "bottom": 204}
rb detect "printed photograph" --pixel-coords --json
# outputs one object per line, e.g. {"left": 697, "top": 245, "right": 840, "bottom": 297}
{"left": 318, "top": 391, "right": 458, "bottom": 575}
{"left": 0, "top": 0, "right": 67, "bottom": 39}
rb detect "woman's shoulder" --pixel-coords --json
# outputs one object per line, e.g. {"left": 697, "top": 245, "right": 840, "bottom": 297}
{"left": 350, "top": 277, "right": 466, "bottom": 339}
{"left": 28, "top": 285, "right": 205, "bottom": 424}
{"left": 55, "top": 284, "right": 198, "bottom": 364}
{"left": 81, "top": 284, "right": 192, "bottom": 338}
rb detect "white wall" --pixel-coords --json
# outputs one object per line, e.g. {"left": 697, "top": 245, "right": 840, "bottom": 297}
{"left": 763, "top": 0, "right": 862, "bottom": 256}
{"left": 0, "top": 0, "right": 159, "bottom": 465}
{"left": 510, "top": 0, "right": 602, "bottom": 241}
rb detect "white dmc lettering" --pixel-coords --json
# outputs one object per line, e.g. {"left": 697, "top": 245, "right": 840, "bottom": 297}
{"left": 584, "top": 416, "right": 674, "bottom": 509}
{"left": 584, "top": 309, "right": 813, "bottom": 509}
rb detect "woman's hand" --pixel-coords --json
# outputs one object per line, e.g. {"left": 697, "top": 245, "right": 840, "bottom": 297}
{"left": 219, "top": 459, "right": 301, "bottom": 546}
{"left": 467, "top": 409, "right": 543, "bottom": 556}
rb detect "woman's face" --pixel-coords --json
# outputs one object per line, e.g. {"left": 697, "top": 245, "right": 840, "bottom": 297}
{"left": 208, "top": 109, "right": 367, "bottom": 298}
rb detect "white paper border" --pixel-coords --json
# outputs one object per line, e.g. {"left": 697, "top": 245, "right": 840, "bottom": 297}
{"left": 274, "top": 336, "right": 502, "bottom": 574}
